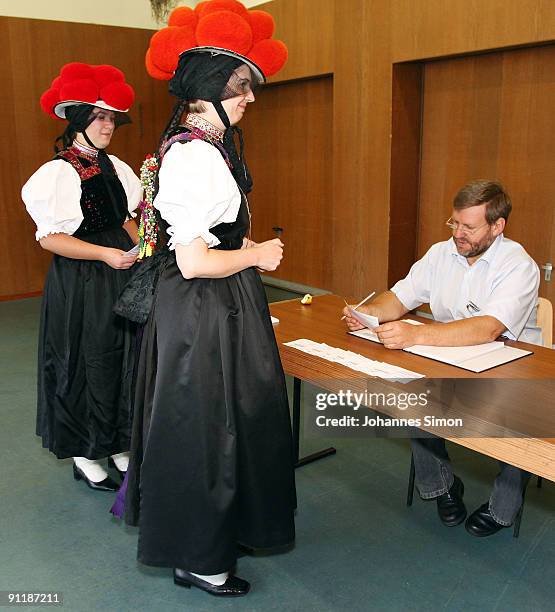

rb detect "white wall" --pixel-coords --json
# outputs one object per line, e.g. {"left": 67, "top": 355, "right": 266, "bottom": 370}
{"left": 0, "top": 0, "right": 269, "bottom": 30}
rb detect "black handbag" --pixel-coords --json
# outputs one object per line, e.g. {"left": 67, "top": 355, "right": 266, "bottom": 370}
{"left": 113, "top": 249, "right": 170, "bottom": 324}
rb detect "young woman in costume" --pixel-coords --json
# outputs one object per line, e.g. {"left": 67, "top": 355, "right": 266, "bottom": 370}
{"left": 121, "top": 1, "right": 296, "bottom": 597}
{"left": 22, "top": 63, "right": 141, "bottom": 491}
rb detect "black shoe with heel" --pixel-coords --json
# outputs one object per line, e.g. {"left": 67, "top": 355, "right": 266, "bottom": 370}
{"left": 173, "top": 569, "right": 250, "bottom": 597}
{"left": 107, "top": 456, "right": 126, "bottom": 480}
{"left": 73, "top": 463, "right": 119, "bottom": 492}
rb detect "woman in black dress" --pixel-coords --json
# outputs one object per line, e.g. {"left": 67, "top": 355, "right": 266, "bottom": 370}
{"left": 123, "top": 1, "right": 296, "bottom": 597}
{"left": 22, "top": 62, "right": 140, "bottom": 491}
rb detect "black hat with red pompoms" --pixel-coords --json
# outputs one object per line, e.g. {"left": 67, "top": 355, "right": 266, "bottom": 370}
{"left": 145, "top": 0, "right": 288, "bottom": 84}
{"left": 40, "top": 62, "right": 135, "bottom": 120}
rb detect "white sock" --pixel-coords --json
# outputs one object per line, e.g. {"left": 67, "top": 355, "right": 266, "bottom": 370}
{"left": 111, "top": 452, "right": 130, "bottom": 471}
{"left": 190, "top": 572, "right": 228, "bottom": 586}
{"left": 73, "top": 457, "right": 108, "bottom": 483}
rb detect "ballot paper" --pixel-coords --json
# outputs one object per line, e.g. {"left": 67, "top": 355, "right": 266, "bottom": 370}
{"left": 348, "top": 307, "right": 379, "bottom": 329}
{"left": 284, "top": 338, "right": 425, "bottom": 382}
{"left": 350, "top": 319, "right": 422, "bottom": 343}
{"left": 271, "top": 316, "right": 279, "bottom": 325}
{"left": 126, "top": 244, "right": 140, "bottom": 256}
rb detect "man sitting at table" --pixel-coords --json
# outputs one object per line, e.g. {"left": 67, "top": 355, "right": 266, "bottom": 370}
{"left": 343, "top": 179, "right": 541, "bottom": 537}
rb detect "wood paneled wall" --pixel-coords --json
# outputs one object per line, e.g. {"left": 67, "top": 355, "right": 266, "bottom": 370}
{"left": 0, "top": 17, "right": 171, "bottom": 298}
{"left": 265, "top": 0, "right": 334, "bottom": 82}
{"left": 241, "top": 76, "right": 333, "bottom": 289}
{"left": 5, "top": 1, "right": 555, "bottom": 301}
{"left": 329, "top": 0, "right": 394, "bottom": 299}
{"left": 258, "top": 0, "right": 555, "bottom": 299}
{"left": 388, "top": 63, "right": 422, "bottom": 288}
{"left": 390, "top": 0, "right": 555, "bottom": 62}
{"left": 418, "top": 45, "right": 555, "bottom": 310}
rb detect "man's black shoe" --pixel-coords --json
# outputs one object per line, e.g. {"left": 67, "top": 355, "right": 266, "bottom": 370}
{"left": 436, "top": 475, "right": 467, "bottom": 526}
{"left": 465, "top": 502, "right": 509, "bottom": 537}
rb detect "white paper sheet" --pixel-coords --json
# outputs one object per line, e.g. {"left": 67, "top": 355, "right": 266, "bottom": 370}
{"left": 350, "top": 325, "right": 532, "bottom": 372}
{"left": 405, "top": 341, "right": 505, "bottom": 365}
{"left": 284, "top": 338, "right": 425, "bottom": 382}
{"left": 348, "top": 307, "right": 379, "bottom": 329}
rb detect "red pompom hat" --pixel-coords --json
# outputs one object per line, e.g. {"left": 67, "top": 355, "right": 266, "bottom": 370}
{"left": 40, "top": 62, "right": 135, "bottom": 120}
{"left": 146, "top": 0, "right": 288, "bottom": 83}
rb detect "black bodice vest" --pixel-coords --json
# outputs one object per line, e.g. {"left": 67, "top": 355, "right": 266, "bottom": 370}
{"left": 56, "top": 147, "right": 129, "bottom": 237}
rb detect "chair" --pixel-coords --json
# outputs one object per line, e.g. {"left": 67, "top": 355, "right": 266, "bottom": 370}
{"left": 533, "top": 297, "right": 553, "bottom": 492}
{"left": 537, "top": 297, "right": 553, "bottom": 348}
{"left": 406, "top": 298, "right": 553, "bottom": 538}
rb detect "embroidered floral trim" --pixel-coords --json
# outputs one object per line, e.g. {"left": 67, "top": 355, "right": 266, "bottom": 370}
{"left": 183, "top": 114, "right": 224, "bottom": 144}
{"left": 58, "top": 150, "right": 102, "bottom": 181}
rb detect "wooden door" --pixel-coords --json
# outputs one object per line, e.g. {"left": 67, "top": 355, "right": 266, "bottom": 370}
{"left": 419, "top": 45, "right": 555, "bottom": 329}
{"left": 240, "top": 76, "right": 333, "bottom": 290}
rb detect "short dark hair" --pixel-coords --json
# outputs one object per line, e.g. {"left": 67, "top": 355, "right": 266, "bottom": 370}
{"left": 453, "top": 180, "right": 512, "bottom": 223}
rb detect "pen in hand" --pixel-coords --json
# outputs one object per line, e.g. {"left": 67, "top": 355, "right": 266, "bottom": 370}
{"left": 340, "top": 291, "right": 376, "bottom": 320}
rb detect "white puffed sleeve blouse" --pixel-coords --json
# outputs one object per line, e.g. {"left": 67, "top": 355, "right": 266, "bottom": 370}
{"left": 154, "top": 139, "right": 241, "bottom": 250}
{"left": 21, "top": 155, "right": 141, "bottom": 240}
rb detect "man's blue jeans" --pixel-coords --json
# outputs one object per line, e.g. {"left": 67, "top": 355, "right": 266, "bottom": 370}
{"left": 410, "top": 436, "right": 530, "bottom": 526}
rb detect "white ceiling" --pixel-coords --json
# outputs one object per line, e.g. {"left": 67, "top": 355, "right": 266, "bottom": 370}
{"left": 0, "top": 0, "right": 271, "bottom": 30}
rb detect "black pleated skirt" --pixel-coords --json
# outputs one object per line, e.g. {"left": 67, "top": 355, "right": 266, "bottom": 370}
{"left": 36, "top": 226, "right": 136, "bottom": 459}
{"left": 125, "top": 256, "right": 296, "bottom": 574}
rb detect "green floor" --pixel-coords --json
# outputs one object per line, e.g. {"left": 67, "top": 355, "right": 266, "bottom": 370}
{"left": 1, "top": 297, "right": 554, "bottom": 611}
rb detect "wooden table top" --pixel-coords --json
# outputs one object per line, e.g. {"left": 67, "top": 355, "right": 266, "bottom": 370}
{"left": 270, "top": 294, "right": 555, "bottom": 481}
{"left": 270, "top": 294, "right": 555, "bottom": 380}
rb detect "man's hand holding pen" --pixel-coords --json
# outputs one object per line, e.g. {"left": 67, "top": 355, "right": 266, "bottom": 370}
{"left": 342, "top": 305, "right": 375, "bottom": 331}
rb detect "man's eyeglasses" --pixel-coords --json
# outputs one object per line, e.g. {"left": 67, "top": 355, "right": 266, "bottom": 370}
{"left": 445, "top": 217, "right": 490, "bottom": 237}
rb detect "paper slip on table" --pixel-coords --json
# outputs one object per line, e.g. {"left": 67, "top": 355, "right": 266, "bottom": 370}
{"left": 269, "top": 294, "right": 555, "bottom": 481}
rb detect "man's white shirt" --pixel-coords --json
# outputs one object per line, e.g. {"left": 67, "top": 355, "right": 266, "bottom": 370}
{"left": 391, "top": 235, "right": 541, "bottom": 345}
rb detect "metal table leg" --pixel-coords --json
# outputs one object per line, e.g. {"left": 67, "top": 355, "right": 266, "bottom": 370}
{"left": 292, "top": 377, "right": 337, "bottom": 468}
